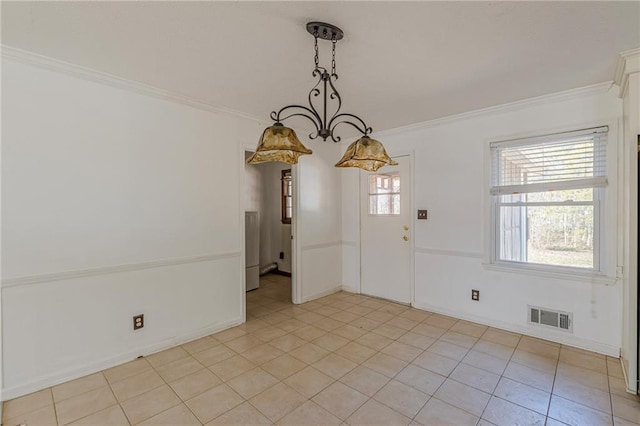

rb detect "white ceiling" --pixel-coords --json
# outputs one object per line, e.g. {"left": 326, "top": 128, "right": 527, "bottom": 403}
{"left": 2, "top": 1, "right": 639, "bottom": 134}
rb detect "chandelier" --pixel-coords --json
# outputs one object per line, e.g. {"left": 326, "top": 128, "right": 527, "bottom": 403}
{"left": 247, "top": 22, "right": 397, "bottom": 172}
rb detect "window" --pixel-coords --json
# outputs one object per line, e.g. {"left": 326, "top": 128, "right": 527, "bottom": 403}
{"left": 369, "top": 172, "right": 400, "bottom": 215}
{"left": 281, "top": 169, "right": 292, "bottom": 224}
{"left": 490, "top": 126, "right": 608, "bottom": 271}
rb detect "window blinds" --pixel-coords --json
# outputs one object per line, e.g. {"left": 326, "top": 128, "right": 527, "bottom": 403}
{"left": 490, "top": 126, "right": 608, "bottom": 195}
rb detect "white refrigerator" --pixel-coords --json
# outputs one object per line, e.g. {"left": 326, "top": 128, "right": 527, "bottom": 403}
{"left": 245, "top": 211, "right": 260, "bottom": 291}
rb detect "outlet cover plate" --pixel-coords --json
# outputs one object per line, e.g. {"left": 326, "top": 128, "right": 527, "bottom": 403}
{"left": 133, "top": 314, "right": 144, "bottom": 330}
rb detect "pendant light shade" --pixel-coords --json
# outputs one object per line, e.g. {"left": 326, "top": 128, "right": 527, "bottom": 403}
{"left": 335, "top": 136, "right": 398, "bottom": 172}
{"left": 246, "top": 124, "right": 313, "bottom": 165}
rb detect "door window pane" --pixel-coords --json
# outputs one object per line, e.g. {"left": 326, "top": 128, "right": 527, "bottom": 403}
{"left": 281, "top": 169, "right": 292, "bottom": 224}
{"left": 369, "top": 172, "right": 400, "bottom": 215}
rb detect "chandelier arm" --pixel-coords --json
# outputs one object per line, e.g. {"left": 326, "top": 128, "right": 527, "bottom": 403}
{"left": 270, "top": 105, "right": 322, "bottom": 139}
{"left": 306, "top": 68, "right": 326, "bottom": 126}
{"left": 326, "top": 73, "right": 342, "bottom": 117}
{"left": 328, "top": 113, "right": 373, "bottom": 142}
{"left": 272, "top": 104, "right": 319, "bottom": 125}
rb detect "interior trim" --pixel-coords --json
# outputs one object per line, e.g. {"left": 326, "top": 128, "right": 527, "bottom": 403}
{"left": 373, "top": 81, "right": 614, "bottom": 138}
{"left": 1, "top": 45, "right": 266, "bottom": 124}
{"left": 413, "top": 301, "right": 619, "bottom": 357}
{"left": 614, "top": 48, "right": 640, "bottom": 98}
{"left": 482, "top": 262, "right": 618, "bottom": 286}
{"left": 301, "top": 241, "right": 342, "bottom": 251}
{"left": 2, "top": 252, "right": 242, "bottom": 288}
{"left": 0, "top": 316, "right": 243, "bottom": 401}
{"left": 301, "top": 285, "right": 342, "bottom": 303}
{"left": 415, "top": 247, "right": 483, "bottom": 259}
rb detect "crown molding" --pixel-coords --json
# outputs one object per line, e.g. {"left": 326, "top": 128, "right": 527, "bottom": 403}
{"left": 373, "top": 81, "right": 614, "bottom": 138}
{"left": 614, "top": 48, "right": 640, "bottom": 99}
{"left": 1, "top": 45, "right": 268, "bottom": 124}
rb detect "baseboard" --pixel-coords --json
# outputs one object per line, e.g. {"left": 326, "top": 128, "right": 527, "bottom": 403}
{"left": 412, "top": 301, "right": 619, "bottom": 357}
{"left": 619, "top": 356, "right": 638, "bottom": 394}
{"left": 302, "top": 286, "right": 342, "bottom": 303}
{"left": 1, "top": 317, "right": 243, "bottom": 401}
{"left": 273, "top": 270, "right": 292, "bottom": 277}
{"left": 341, "top": 285, "right": 358, "bottom": 294}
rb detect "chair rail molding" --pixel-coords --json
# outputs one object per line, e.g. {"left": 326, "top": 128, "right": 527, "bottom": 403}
{"left": 2, "top": 252, "right": 241, "bottom": 288}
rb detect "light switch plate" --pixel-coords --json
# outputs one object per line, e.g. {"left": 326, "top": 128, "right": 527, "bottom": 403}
{"left": 417, "top": 210, "right": 428, "bottom": 220}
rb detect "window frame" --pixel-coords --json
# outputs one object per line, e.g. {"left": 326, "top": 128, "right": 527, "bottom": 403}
{"left": 367, "top": 172, "right": 401, "bottom": 216}
{"left": 488, "top": 126, "right": 608, "bottom": 276}
{"left": 281, "top": 169, "right": 292, "bottom": 224}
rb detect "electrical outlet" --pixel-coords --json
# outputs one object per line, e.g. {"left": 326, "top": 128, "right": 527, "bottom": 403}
{"left": 471, "top": 289, "right": 480, "bottom": 301}
{"left": 133, "top": 314, "right": 144, "bottom": 330}
{"left": 279, "top": 251, "right": 285, "bottom": 259}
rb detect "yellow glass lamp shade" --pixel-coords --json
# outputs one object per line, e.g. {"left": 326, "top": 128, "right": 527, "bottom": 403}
{"left": 335, "top": 136, "right": 398, "bottom": 172}
{"left": 247, "top": 124, "right": 312, "bottom": 165}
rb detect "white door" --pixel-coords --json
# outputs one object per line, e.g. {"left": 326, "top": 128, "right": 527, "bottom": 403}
{"left": 360, "top": 155, "right": 412, "bottom": 304}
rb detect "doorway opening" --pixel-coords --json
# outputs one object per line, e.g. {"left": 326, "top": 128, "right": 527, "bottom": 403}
{"left": 244, "top": 151, "right": 294, "bottom": 314}
{"left": 246, "top": 274, "right": 292, "bottom": 319}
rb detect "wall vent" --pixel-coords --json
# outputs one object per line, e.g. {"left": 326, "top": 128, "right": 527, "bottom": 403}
{"left": 528, "top": 305, "right": 573, "bottom": 333}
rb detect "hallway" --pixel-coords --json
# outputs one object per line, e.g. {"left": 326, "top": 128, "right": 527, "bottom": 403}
{"left": 246, "top": 273, "right": 292, "bottom": 320}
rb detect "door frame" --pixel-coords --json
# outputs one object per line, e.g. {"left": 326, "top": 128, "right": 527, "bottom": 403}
{"left": 240, "top": 145, "right": 300, "bottom": 320}
{"left": 291, "top": 163, "right": 301, "bottom": 305}
{"left": 358, "top": 150, "right": 415, "bottom": 305}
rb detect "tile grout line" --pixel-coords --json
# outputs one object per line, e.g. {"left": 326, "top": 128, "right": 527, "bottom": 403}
{"left": 51, "top": 389, "right": 61, "bottom": 426}
{"left": 54, "top": 372, "right": 125, "bottom": 426}
{"left": 407, "top": 320, "right": 472, "bottom": 424}
{"left": 136, "top": 348, "right": 212, "bottom": 425}
{"left": 469, "top": 327, "right": 522, "bottom": 424}
{"left": 102, "top": 372, "right": 129, "bottom": 426}
{"left": 606, "top": 353, "right": 615, "bottom": 425}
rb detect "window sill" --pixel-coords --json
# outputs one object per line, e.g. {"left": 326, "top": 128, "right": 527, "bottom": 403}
{"left": 482, "top": 262, "right": 619, "bottom": 286}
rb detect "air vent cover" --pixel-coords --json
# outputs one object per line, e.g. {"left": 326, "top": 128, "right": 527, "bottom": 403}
{"left": 528, "top": 305, "right": 573, "bottom": 333}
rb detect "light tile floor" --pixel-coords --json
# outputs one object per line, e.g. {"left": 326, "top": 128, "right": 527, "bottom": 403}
{"left": 4, "top": 273, "right": 640, "bottom": 425}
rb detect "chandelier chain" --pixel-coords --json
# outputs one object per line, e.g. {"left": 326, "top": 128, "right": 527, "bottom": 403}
{"left": 313, "top": 31, "right": 319, "bottom": 70}
{"left": 331, "top": 37, "right": 337, "bottom": 75}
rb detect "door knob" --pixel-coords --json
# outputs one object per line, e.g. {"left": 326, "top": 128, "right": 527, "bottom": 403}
{"left": 403, "top": 225, "right": 409, "bottom": 231}
{"left": 403, "top": 235, "right": 409, "bottom": 241}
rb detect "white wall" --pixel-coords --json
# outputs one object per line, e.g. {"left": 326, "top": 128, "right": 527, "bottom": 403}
{"left": 279, "top": 224, "right": 292, "bottom": 273}
{"left": 341, "top": 167, "right": 360, "bottom": 294}
{"left": 342, "top": 85, "right": 625, "bottom": 355}
{"left": 297, "top": 140, "right": 343, "bottom": 302}
{"left": 244, "top": 151, "right": 262, "bottom": 213}
{"left": 244, "top": 160, "right": 292, "bottom": 272}
{"left": 1, "top": 58, "right": 263, "bottom": 399}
